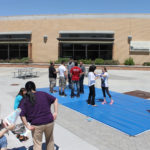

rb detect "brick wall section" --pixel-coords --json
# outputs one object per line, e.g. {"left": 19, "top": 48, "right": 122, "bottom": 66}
{"left": 0, "top": 15, "right": 150, "bottom": 64}
{"left": 0, "top": 64, "right": 150, "bottom": 71}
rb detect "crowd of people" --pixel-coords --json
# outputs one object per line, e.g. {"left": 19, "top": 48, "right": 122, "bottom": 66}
{"left": 0, "top": 59, "right": 114, "bottom": 150}
{"left": 49, "top": 58, "right": 86, "bottom": 98}
{"left": 49, "top": 58, "right": 114, "bottom": 106}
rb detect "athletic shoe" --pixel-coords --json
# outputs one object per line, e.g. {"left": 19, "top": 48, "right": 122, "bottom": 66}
{"left": 71, "top": 95, "right": 74, "bottom": 98}
{"left": 76, "top": 95, "right": 80, "bottom": 97}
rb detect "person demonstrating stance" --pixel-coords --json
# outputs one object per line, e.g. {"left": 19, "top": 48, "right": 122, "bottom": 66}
{"left": 70, "top": 62, "right": 82, "bottom": 98}
{"left": 67, "top": 58, "right": 74, "bottom": 89}
{"left": 79, "top": 61, "right": 85, "bottom": 94}
{"left": 49, "top": 62, "right": 57, "bottom": 93}
{"left": 87, "top": 65, "right": 97, "bottom": 106}
{"left": 58, "top": 61, "right": 67, "bottom": 96}
{"left": 100, "top": 67, "right": 114, "bottom": 105}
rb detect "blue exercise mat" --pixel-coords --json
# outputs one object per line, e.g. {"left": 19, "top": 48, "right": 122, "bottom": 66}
{"left": 37, "top": 86, "right": 150, "bottom": 136}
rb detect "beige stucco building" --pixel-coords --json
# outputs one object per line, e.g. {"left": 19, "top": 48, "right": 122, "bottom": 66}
{"left": 0, "top": 14, "right": 150, "bottom": 64}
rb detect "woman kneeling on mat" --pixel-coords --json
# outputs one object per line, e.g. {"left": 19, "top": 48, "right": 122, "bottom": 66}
{"left": 100, "top": 67, "right": 114, "bottom": 105}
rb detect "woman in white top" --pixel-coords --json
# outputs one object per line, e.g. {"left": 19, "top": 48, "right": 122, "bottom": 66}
{"left": 100, "top": 67, "right": 114, "bottom": 105}
{"left": 87, "top": 65, "right": 97, "bottom": 106}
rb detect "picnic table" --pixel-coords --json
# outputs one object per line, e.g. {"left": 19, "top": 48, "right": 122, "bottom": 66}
{"left": 13, "top": 67, "right": 39, "bottom": 79}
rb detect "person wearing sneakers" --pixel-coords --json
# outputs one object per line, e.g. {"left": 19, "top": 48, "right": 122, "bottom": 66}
{"left": 100, "top": 67, "right": 114, "bottom": 105}
{"left": 58, "top": 60, "right": 67, "bottom": 96}
{"left": 70, "top": 61, "right": 82, "bottom": 98}
{"left": 67, "top": 58, "right": 74, "bottom": 89}
{"left": 79, "top": 61, "right": 85, "bottom": 94}
{"left": 49, "top": 62, "right": 57, "bottom": 93}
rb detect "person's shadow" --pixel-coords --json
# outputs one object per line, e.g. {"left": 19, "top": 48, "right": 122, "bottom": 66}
{"left": 28, "top": 143, "right": 59, "bottom": 150}
{"left": 9, "top": 147, "right": 26, "bottom": 150}
{"left": 9, "top": 143, "right": 59, "bottom": 150}
{"left": 96, "top": 98, "right": 104, "bottom": 102}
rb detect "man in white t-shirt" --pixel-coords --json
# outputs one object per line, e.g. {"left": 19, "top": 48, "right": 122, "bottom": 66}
{"left": 58, "top": 60, "right": 67, "bottom": 96}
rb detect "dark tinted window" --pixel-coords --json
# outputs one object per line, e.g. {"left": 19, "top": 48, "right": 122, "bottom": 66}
{"left": 60, "top": 33, "right": 114, "bottom": 38}
{"left": 0, "top": 44, "right": 28, "bottom": 60}
{"left": 0, "top": 34, "right": 31, "bottom": 41}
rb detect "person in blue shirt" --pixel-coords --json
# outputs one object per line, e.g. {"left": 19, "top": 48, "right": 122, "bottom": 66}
{"left": 0, "top": 120, "right": 15, "bottom": 150}
{"left": 13, "top": 88, "right": 28, "bottom": 142}
{"left": 14, "top": 88, "right": 26, "bottom": 110}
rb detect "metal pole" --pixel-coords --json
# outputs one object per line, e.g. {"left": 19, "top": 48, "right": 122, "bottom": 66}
{"left": 85, "top": 44, "right": 87, "bottom": 59}
{"left": 8, "top": 44, "right": 9, "bottom": 60}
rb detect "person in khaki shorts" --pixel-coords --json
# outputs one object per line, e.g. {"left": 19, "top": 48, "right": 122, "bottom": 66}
{"left": 49, "top": 62, "right": 57, "bottom": 93}
{"left": 19, "top": 81, "right": 58, "bottom": 150}
{"left": 58, "top": 60, "right": 67, "bottom": 96}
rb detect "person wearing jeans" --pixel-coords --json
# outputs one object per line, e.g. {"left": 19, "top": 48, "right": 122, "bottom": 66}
{"left": 71, "top": 80, "right": 80, "bottom": 97}
{"left": 70, "top": 62, "right": 82, "bottom": 98}
{"left": 79, "top": 61, "right": 85, "bottom": 93}
{"left": 67, "top": 58, "right": 74, "bottom": 89}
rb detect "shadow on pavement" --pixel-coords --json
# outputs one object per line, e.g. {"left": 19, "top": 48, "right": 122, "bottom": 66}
{"left": 28, "top": 143, "right": 59, "bottom": 150}
{"left": 10, "top": 147, "right": 26, "bottom": 150}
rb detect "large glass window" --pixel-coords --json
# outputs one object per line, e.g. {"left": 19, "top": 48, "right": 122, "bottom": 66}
{"left": 100, "top": 51, "right": 112, "bottom": 60}
{"left": 10, "top": 44, "right": 19, "bottom": 58}
{"left": 59, "top": 43, "right": 73, "bottom": 58}
{"left": 59, "top": 43, "right": 113, "bottom": 60}
{"left": 20, "top": 44, "right": 28, "bottom": 58}
{"left": 100, "top": 44, "right": 112, "bottom": 50}
{"left": 58, "top": 32, "right": 114, "bottom": 60}
{"left": 0, "top": 44, "right": 8, "bottom": 59}
{"left": 74, "top": 44, "right": 86, "bottom": 59}
{"left": 0, "top": 43, "right": 28, "bottom": 60}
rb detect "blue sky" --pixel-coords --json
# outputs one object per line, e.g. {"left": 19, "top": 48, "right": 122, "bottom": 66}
{"left": 0, "top": 0, "right": 150, "bottom": 16}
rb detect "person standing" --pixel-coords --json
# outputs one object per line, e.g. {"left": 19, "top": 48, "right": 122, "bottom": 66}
{"left": 14, "top": 88, "right": 26, "bottom": 110}
{"left": 67, "top": 58, "right": 74, "bottom": 89}
{"left": 87, "top": 65, "right": 97, "bottom": 106}
{"left": 100, "top": 67, "right": 114, "bottom": 105}
{"left": 58, "top": 61, "right": 67, "bottom": 96}
{"left": 79, "top": 61, "right": 85, "bottom": 93}
{"left": 19, "top": 81, "right": 58, "bottom": 150}
{"left": 49, "top": 62, "right": 57, "bottom": 93}
{"left": 70, "top": 62, "right": 82, "bottom": 98}
{"left": 0, "top": 120, "right": 15, "bottom": 150}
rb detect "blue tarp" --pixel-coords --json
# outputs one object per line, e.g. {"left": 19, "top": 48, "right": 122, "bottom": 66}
{"left": 37, "top": 86, "right": 150, "bottom": 136}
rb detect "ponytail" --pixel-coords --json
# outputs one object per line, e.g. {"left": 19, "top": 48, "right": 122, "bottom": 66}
{"left": 25, "top": 81, "right": 36, "bottom": 106}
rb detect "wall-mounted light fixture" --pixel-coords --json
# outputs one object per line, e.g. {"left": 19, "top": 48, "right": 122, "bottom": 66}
{"left": 128, "top": 35, "right": 132, "bottom": 44}
{"left": 43, "top": 35, "right": 48, "bottom": 43}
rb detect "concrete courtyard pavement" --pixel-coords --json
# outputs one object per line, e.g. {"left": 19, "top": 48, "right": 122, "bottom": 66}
{"left": 0, "top": 67, "right": 150, "bottom": 150}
